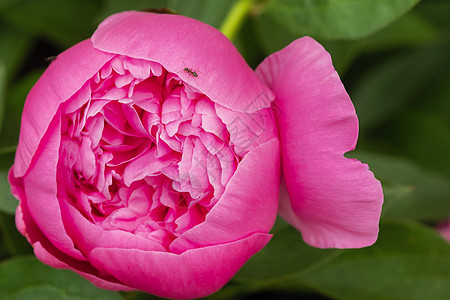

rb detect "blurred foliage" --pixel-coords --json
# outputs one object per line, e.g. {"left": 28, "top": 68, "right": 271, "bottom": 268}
{"left": 0, "top": 256, "right": 123, "bottom": 299}
{"left": 0, "top": 0, "right": 449, "bottom": 299}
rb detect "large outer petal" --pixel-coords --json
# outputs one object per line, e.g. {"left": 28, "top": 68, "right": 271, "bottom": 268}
{"left": 16, "top": 112, "right": 85, "bottom": 260}
{"left": 13, "top": 39, "right": 114, "bottom": 177}
{"left": 170, "top": 138, "right": 280, "bottom": 253}
{"left": 89, "top": 233, "right": 271, "bottom": 299}
{"left": 14, "top": 189, "right": 130, "bottom": 290}
{"left": 91, "top": 11, "right": 274, "bottom": 113}
{"left": 256, "top": 37, "right": 383, "bottom": 248}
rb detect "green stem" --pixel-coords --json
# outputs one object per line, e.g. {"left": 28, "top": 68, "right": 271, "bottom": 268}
{"left": 219, "top": 0, "right": 254, "bottom": 41}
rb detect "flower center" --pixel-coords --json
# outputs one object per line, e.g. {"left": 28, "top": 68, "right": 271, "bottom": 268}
{"left": 57, "top": 56, "right": 239, "bottom": 248}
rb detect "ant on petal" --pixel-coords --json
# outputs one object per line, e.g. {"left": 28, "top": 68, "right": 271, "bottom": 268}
{"left": 184, "top": 67, "right": 199, "bottom": 78}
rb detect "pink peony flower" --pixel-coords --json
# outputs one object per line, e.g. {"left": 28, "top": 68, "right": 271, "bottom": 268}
{"left": 9, "top": 11, "right": 382, "bottom": 299}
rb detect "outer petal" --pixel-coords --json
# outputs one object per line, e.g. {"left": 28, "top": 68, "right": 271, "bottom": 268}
{"left": 14, "top": 188, "right": 129, "bottom": 290}
{"left": 18, "top": 112, "right": 85, "bottom": 260}
{"left": 33, "top": 242, "right": 133, "bottom": 292}
{"left": 90, "top": 233, "right": 271, "bottom": 299}
{"left": 170, "top": 138, "right": 280, "bottom": 253}
{"left": 13, "top": 39, "right": 114, "bottom": 177}
{"left": 256, "top": 37, "right": 383, "bottom": 248}
{"left": 91, "top": 11, "right": 274, "bottom": 113}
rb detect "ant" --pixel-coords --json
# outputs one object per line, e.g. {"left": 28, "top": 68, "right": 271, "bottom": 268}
{"left": 44, "top": 56, "right": 57, "bottom": 64}
{"left": 183, "top": 67, "right": 199, "bottom": 78}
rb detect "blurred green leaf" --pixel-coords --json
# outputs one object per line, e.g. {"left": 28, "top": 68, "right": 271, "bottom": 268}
{"left": 0, "top": 212, "right": 31, "bottom": 256}
{"left": 360, "top": 10, "right": 439, "bottom": 52}
{"left": 235, "top": 221, "right": 339, "bottom": 284}
{"left": 0, "top": 147, "right": 15, "bottom": 170}
{"left": 234, "top": 20, "right": 266, "bottom": 69}
{"left": 254, "top": 0, "right": 421, "bottom": 54}
{"left": 0, "top": 0, "right": 102, "bottom": 47}
{"left": 0, "top": 169, "right": 16, "bottom": 214}
{"left": 0, "top": 256, "right": 124, "bottom": 300}
{"left": 98, "top": 0, "right": 169, "bottom": 21}
{"left": 351, "top": 37, "right": 450, "bottom": 132}
{"left": 7, "top": 68, "right": 43, "bottom": 122}
{"left": 224, "top": 220, "right": 450, "bottom": 299}
{"left": 168, "top": 0, "right": 236, "bottom": 28}
{"left": 418, "top": 0, "right": 450, "bottom": 30}
{"left": 0, "top": 25, "right": 32, "bottom": 79}
{"left": 99, "top": 0, "right": 236, "bottom": 28}
{"left": 0, "top": 62, "right": 5, "bottom": 132}
{"left": 384, "top": 111, "right": 450, "bottom": 178}
{"left": 0, "top": 236, "right": 8, "bottom": 260}
{"left": 321, "top": 9, "right": 438, "bottom": 75}
{"left": 350, "top": 151, "right": 450, "bottom": 222}
{"left": 0, "top": 0, "right": 20, "bottom": 12}
{"left": 0, "top": 69, "right": 43, "bottom": 153}
{"left": 299, "top": 220, "right": 450, "bottom": 300}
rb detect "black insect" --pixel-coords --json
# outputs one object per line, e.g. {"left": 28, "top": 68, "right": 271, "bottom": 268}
{"left": 183, "top": 67, "right": 198, "bottom": 78}
{"left": 44, "top": 56, "right": 57, "bottom": 64}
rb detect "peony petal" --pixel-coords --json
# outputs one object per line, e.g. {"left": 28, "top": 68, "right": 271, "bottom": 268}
{"left": 33, "top": 241, "right": 133, "bottom": 291}
{"left": 20, "top": 113, "right": 86, "bottom": 260}
{"left": 170, "top": 138, "right": 279, "bottom": 253}
{"left": 215, "top": 104, "right": 277, "bottom": 156}
{"left": 14, "top": 39, "right": 114, "bottom": 177}
{"left": 91, "top": 11, "right": 274, "bottom": 113}
{"left": 123, "top": 148, "right": 176, "bottom": 186}
{"left": 14, "top": 194, "right": 131, "bottom": 291}
{"left": 256, "top": 37, "right": 383, "bottom": 248}
{"left": 59, "top": 199, "right": 167, "bottom": 254}
{"left": 89, "top": 233, "right": 271, "bottom": 299}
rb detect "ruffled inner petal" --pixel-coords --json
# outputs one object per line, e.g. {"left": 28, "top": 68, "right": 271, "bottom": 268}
{"left": 57, "top": 55, "right": 273, "bottom": 252}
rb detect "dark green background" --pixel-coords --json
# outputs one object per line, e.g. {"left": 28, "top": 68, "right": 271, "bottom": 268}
{"left": 0, "top": 0, "right": 449, "bottom": 299}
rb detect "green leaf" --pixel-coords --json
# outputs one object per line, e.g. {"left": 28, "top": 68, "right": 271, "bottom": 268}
{"left": 233, "top": 20, "right": 266, "bottom": 69}
{"left": 0, "top": 69, "right": 43, "bottom": 155}
{"left": 98, "top": 0, "right": 169, "bottom": 21}
{"left": 234, "top": 220, "right": 339, "bottom": 284}
{"left": 0, "top": 256, "right": 124, "bottom": 300}
{"left": 0, "top": 212, "right": 31, "bottom": 255}
{"left": 299, "top": 220, "right": 450, "bottom": 300}
{"left": 349, "top": 151, "right": 450, "bottom": 222}
{"left": 383, "top": 111, "right": 450, "bottom": 178}
{"left": 99, "top": 0, "right": 236, "bottom": 29}
{"left": 168, "top": 0, "right": 236, "bottom": 28}
{"left": 7, "top": 68, "right": 43, "bottom": 123}
{"left": 359, "top": 10, "right": 439, "bottom": 52}
{"left": 0, "top": 0, "right": 102, "bottom": 47}
{"left": 0, "top": 62, "right": 5, "bottom": 133}
{"left": 0, "top": 0, "right": 20, "bottom": 12}
{"left": 0, "top": 169, "right": 16, "bottom": 214}
{"left": 319, "top": 9, "right": 438, "bottom": 74}
{"left": 0, "top": 25, "right": 32, "bottom": 79}
{"left": 418, "top": 0, "right": 450, "bottom": 30}
{"left": 351, "top": 37, "right": 450, "bottom": 132}
{"left": 254, "top": 0, "right": 421, "bottom": 48}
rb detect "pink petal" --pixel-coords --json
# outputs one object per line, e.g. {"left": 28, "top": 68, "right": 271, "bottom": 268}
{"left": 79, "top": 136, "right": 96, "bottom": 179}
{"left": 170, "top": 138, "right": 279, "bottom": 253}
{"left": 15, "top": 196, "right": 131, "bottom": 291}
{"left": 256, "top": 37, "right": 383, "bottom": 248}
{"left": 20, "top": 114, "right": 86, "bottom": 260}
{"left": 59, "top": 199, "right": 167, "bottom": 254}
{"left": 91, "top": 11, "right": 274, "bottom": 113}
{"left": 123, "top": 148, "right": 175, "bottom": 186}
{"left": 89, "top": 233, "right": 271, "bottom": 299}
{"left": 13, "top": 39, "right": 114, "bottom": 177}
{"left": 33, "top": 242, "right": 133, "bottom": 291}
